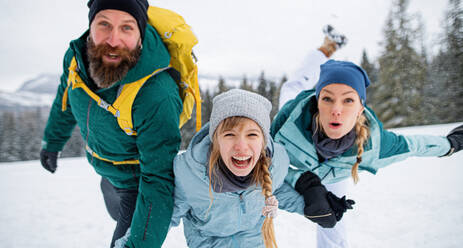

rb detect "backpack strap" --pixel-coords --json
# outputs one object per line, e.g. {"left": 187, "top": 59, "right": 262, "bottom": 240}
{"left": 64, "top": 56, "right": 170, "bottom": 137}
{"left": 84, "top": 67, "right": 169, "bottom": 164}
{"left": 86, "top": 145, "right": 140, "bottom": 165}
{"left": 112, "top": 66, "right": 170, "bottom": 136}
{"left": 63, "top": 57, "right": 120, "bottom": 117}
{"left": 63, "top": 57, "right": 173, "bottom": 164}
{"left": 62, "top": 57, "right": 78, "bottom": 111}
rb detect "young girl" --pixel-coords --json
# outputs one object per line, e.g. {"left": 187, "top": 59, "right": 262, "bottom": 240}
{"left": 170, "top": 89, "right": 350, "bottom": 248}
{"left": 271, "top": 59, "right": 463, "bottom": 248}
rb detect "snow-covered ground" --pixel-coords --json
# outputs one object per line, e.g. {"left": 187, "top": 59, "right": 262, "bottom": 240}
{"left": 1, "top": 123, "right": 462, "bottom": 247}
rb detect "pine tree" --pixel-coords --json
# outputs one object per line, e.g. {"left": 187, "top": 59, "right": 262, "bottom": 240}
{"left": 180, "top": 109, "right": 197, "bottom": 150}
{"left": 1, "top": 112, "right": 20, "bottom": 161}
{"left": 429, "top": 0, "right": 463, "bottom": 123}
{"left": 19, "top": 110, "right": 42, "bottom": 161}
{"left": 61, "top": 127, "right": 84, "bottom": 158}
{"left": 217, "top": 76, "right": 229, "bottom": 95}
{"left": 202, "top": 88, "right": 213, "bottom": 124}
{"left": 267, "top": 80, "right": 279, "bottom": 120}
{"left": 240, "top": 74, "right": 254, "bottom": 92}
{"left": 257, "top": 71, "right": 269, "bottom": 99}
{"left": 360, "top": 49, "right": 379, "bottom": 107}
{"left": 360, "top": 50, "right": 378, "bottom": 84}
{"left": 375, "top": 0, "right": 428, "bottom": 128}
{"left": 0, "top": 112, "right": 7, "bottom": 162}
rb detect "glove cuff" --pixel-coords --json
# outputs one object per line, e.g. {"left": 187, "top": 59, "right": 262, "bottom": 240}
{"left": 41, "top": 140, "right": 64, "bottom": 152}
{"left": 440, "top": 147, "right": 455, "bottom": 157}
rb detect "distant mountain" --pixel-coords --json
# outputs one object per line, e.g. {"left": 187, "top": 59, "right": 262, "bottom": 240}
{"left": 17, "top": 73, "right": 60, "bottom": 94}
{"left": 0, "top": 72, "right": 276, "bottom": 111}
{"left": 0, "top": 74, "right": 59, "bottom": 111}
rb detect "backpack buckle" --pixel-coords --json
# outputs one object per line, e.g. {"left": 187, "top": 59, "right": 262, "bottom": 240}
{"left": 123, "top": 127, "right": 135, "bottom": 136}
{"left": 99, "top": 99, "right": 110, "bottom": 110}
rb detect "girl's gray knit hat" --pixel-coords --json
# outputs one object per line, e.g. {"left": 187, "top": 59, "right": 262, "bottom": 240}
{"left": 209, "top": 89, "right": 272, "bottom": 141}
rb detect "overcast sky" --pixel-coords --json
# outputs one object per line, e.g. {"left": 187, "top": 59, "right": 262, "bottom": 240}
{"left": 0, "top": 0, "right": 449, "bottom": 92}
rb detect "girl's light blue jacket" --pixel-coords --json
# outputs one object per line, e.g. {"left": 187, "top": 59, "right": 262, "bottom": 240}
{"left": 271, "top": 90, "right": 451, "bottom": 186}
{"left": 171, "top": 124, "right": 304, "bottom": 248}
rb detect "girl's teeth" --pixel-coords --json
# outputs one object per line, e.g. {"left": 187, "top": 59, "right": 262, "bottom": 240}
{"left": 233, "top": 156, "right": 250, "bottom": 161}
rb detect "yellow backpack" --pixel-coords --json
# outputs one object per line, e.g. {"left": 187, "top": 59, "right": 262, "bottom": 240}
{"left": 62, "top": 6, "right": 202, "bottom": 137}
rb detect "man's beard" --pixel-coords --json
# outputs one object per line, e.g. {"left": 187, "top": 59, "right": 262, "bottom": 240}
{"left": 86, "top": 37, "right": 141, "bottom": 88}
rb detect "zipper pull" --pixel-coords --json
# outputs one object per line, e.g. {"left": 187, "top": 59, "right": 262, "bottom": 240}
{"left": 239, "top": 193, "right": 246, "bottom": 214}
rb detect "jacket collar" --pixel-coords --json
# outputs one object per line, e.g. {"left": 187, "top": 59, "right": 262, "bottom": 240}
{"left": 274, "top": 90, "right": 382, "bottom": 172}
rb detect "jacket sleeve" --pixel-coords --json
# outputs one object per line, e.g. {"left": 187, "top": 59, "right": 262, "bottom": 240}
{"left": 42, "top": 50, "right": 77, "bottom": 152}
{"left": 170, "top": 153, "right": 191, "bottom": 227}
{"left": 271, "top": 142, "right": 305, "bottom": 215}
{"left": 125, "top": 73, "right": 182, "bottom": 248}
{"left": 376, "top": 128, "right": 451, "bottom": 169}
{"left": 284, "top": 166, "right": 306, "bottom": 188}
{"left": 274, "top": 182, "right": 304, "bottom": 215}
{"left": 279, "top": 49, "right": 327, "bottom": 108}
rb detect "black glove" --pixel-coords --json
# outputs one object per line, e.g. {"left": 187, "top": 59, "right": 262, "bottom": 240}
{"left": 326, "top": 192, "right": 355, "bottom": 221}
{"left": 295, "top": 171, "right": 337, "bottom": 228}
{"left": 446, "top": 124, "right": 463, "bottom": 156}
{"left": 40, "top": 149, "right": 58, "bottom": 173}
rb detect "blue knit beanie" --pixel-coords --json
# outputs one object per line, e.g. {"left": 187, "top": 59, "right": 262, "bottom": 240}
{"left": 315, "top": 60, "right": 371, "bottom": 105}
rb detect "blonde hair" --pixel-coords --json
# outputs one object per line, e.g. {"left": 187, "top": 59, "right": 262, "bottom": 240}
{"left": 208, "top": 116, "right": 278, "bottom": 248}
{"left": 314, "top": 113, "right": 369, "bottom": 184}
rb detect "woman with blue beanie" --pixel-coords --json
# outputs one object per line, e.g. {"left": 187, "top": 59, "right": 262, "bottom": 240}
{"left": 168, "top": 89, "right": 353, "bottom": 248}
{"left": 271, "top": 59, "right": 463, "bottom": 248}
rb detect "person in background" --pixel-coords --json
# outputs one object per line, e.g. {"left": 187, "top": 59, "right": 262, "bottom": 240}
{"left": 39, "top": 0, "right": 182, "bottom": 247}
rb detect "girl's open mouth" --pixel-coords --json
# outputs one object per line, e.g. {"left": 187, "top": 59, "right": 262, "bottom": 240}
{"left": 231, "top": 156, "right": 252, "bottom": 168}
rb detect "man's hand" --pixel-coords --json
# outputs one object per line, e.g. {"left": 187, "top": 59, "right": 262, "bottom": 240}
{"left": 40, "top": 149, "right": 58, "bottom": 173}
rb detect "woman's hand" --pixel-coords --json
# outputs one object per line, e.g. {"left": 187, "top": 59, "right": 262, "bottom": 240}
{"left": 326, "top": 192, "right": 355, "bottom": 221}
{"left": 446, "top": 124, "right": 463, "bottom": 156}
{"left": 295, "top": 171, "right": 355, "bottom": 228}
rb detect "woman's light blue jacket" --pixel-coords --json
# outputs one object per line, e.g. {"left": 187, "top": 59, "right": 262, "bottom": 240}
{"left": 270, "top": 90, "right": 451, "bottom": 186}
{"left": 171, "top": 124, "right": 305, "bottom": 248}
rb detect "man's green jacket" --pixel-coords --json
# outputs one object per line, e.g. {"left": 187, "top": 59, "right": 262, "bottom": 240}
{"left": 42, "top": 25, "right": 182, "bottom": 248}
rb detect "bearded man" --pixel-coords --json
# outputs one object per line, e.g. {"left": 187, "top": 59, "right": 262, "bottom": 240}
{"left": 39, "top": 1, "right": 182, "bottom": 247}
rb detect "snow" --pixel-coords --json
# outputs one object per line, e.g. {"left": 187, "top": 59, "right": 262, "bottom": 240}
{"left": 1, "top": 123, "right": 462, "bottom": 248}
